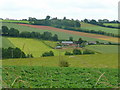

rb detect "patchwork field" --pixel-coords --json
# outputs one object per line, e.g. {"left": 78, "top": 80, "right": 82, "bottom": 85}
{"left": 18, "top": 23, "right": 119, "bottom": 43}
{"left": 3, "top": 23, "right": 117, "bottom": 43}
{"left": 81, "top": 22, "right": 118, "bottom": 35}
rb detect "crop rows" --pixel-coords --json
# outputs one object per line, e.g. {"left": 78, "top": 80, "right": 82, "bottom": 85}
{"left": 2, "top": 66, "right": 119, "bottom": 88}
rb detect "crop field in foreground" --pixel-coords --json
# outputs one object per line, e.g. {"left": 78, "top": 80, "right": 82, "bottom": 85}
{"left": 2, "top": 66, "right": 118, "bottom": 88}
{"left": 3, "top": 23, "right": 116, "bottom": 43}
{"left": 85, "top": 45, "right": 118, "bottom": 54}
{"left": 80, "top": 22, "right": 118, "bottom": 35}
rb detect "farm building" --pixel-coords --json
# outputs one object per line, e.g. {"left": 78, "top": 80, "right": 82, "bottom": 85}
{"left": 55, "top": 46, "right": 62, "bottom": 49}
{"left": 88, "top": 41, "right": 97, "bottom": 45}
{"left": 61, "top": 41, "right": 74, "bottom": 45}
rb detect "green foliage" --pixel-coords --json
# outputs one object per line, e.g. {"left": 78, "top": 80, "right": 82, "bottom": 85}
{"left": 59, "top": 60, "right": 70, "bottom": 67}
{"left": 65, "top": 51, "right": 73, "bottom": 55}
{"left": 69, "top": 36, "right": 73, "bottom": 41}
{"left": 42, "top": 51, "right": 54, "bottom": 57}
{"left": 2, "top": 26, "right": 9, "bottom": 35}
{"left": 2, "top": 66, "right": 118, "bottom": 88}
{"left": 2, "top": 47, "right": 26, "bottom": 59}
{"left": 73, "top": 49, "right": 82, "bottom": 55}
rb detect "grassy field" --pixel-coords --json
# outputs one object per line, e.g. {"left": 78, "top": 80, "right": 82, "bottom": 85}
{"left": 2, "top": 66, "right": 118, "bottom": 88}
{"left": 1, "top": 37, "right": 15, "bottom": 48}
{"left": 81, "top": 22, "right": 118, "bottom": 35}
{"left": 2, "top": 53, "right": 118, "bottom": 68}
{"left": 1, "top": 20, "right": 29, "bottom": 24}
{"left": 6, "top": 37, "right": 60, "bottom": 57}
{"left": 2, "top": 23, "right": 109, "bottom": 43}
{"left": 103, "top": 23, "right": 119, "bottom": 27}
{"left": 85, "top": 45, "right": 118, "bottom": 54}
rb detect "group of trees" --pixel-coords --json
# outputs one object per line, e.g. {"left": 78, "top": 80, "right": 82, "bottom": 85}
{"left": 2, "top": 26, "right": 59, "bottom": 41}
{"left": 65, "top": 49, "right": 95, "bottom": 55}
{"left": 42, "top": 51, "right": 54, "bottom": 57}
{"left": 29, "top": 16, "right": 81, "bottom": 29}
{"left": 2, "top": 47, "right": 26, "bottom": 59}
{"left": 82, "top": 19, "right": 120, "bottom": 29}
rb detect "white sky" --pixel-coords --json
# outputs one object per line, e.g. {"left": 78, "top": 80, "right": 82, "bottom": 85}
{"left": 0, "top": 0, "right": 119, "bottom": 20}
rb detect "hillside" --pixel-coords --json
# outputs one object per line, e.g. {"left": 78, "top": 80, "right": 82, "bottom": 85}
{"left": 3, "top": 23, "right": 111, "bottom": 43}
{"left": 80, "top": 22, "right": 118, "bottom": 35}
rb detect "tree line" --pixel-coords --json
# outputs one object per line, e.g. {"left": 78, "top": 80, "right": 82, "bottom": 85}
{"left": 82, "top": 19, "right": 120, "bottom": 29}
{"left": 2, "top": 47, "right": 26, "bottom": 59}
{"left": 28, "top": 16, "right": 119, "bottom": 38}
{"left": 28, "top": 16, "right": 81, "bottom": 28}
{"left": 2, "top": 26, "right": 59, "bottom": 41}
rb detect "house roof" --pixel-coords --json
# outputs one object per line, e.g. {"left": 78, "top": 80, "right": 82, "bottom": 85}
{"left": 61, "top": 41, "right": 73, "bottom": 44}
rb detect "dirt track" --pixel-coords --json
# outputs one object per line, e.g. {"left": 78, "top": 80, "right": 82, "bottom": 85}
{"left": 18, "top": 24, "right": 119, "bottom": 43}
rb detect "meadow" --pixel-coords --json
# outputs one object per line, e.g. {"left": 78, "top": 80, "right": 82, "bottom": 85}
{"left": 103, "top": 23, "right": 119, "bottom": 27}
{"left": 2, "top": 23, "right": 110, "bottom": 43}
{"left": 2, "top": 66, "right": 118, "bottom": 88}
{"left": 80, "top": 22, "right": 118, "bottom": 35}
{"left": 2, "top": 37, "right": 15, "bottom": 48}
{"left": 6, "top": 37, "right": 60, "bottom": 57}
{"left": 85, "top": 45, "right": 118, "bottom": 54}
{"left": 1, "top": 20, "right": 29, "bottom": 24}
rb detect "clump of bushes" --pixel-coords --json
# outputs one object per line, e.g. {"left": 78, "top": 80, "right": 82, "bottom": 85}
{"left": 59, "top": 60, "right": 70, "bottom": 67}
{"left": 42, "top": 51, "right": 54, "bottom": 57}
{"left": 65, "top": 51, "right": 73, "bottom": 55}
{"left": 65, "top": 49, "right": 95, "bottom": 56}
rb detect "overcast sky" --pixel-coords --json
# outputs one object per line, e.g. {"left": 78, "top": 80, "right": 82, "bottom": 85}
{"left": 0, "top": 0, "right": 119, "bottom": 20}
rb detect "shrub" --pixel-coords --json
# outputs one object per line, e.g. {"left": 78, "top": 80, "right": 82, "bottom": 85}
{"left": 73, "top": 49, "right": 82, "bottom": 55}
{"left": 59, "top": 60, "right": 70, "bottom": 67}
{"left": 42, "top": 51, "right": 54, "bottom": 57}
{"left": 65, "top": 51, "right": 73, "bottom": 55}
{"left": 83, "top": 50, "right": 95, "bottom": 54}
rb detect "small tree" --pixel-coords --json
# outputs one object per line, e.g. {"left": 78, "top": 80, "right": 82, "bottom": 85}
{"left": 69, "top": 37, "right": 73, "bottom": 41}
{"left": 59, "top": 60, "right": 69, "bottom": 67}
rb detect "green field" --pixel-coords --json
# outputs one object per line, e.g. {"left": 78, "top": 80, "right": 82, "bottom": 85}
{"left": 81, "top": 22, "right": 118, "bottom": 35}
{"left": 85, "top": 45, "right": 118, "bottom": 54}
{"left": 1, "top": 20, "right": 29, "bottom": 24}
{"left": 2, "top": 66, "right": 118, "bottom": 88}
{"left": 2, "top": 53, "right": 118, "bottom": 68}
{"left": 1, "top": 37, "right": 15, "bottom": 48}
{"left": 2, "top": 23, "right": 109, "bottom": 43}
{"left": 103, "top": 23, "right": 119, "bottom": 27}
{"left": 6, "top": 37, "right": 60, "bottom": 57}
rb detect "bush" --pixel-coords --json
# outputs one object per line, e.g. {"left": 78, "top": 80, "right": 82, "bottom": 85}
{"left": 83, "top": 50, "right": 95, "bottom": 54}
{"left": 42, "top": 51, "right": 54, "bottom": 57}
{"left": 65, "top": 51, "right": 73, "bottom": 55}
{"left": 73, "top": 49, "right": 82, "bottom": 55}
{"left": 59, "top": 60, "right": 70, "bottom": 67}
